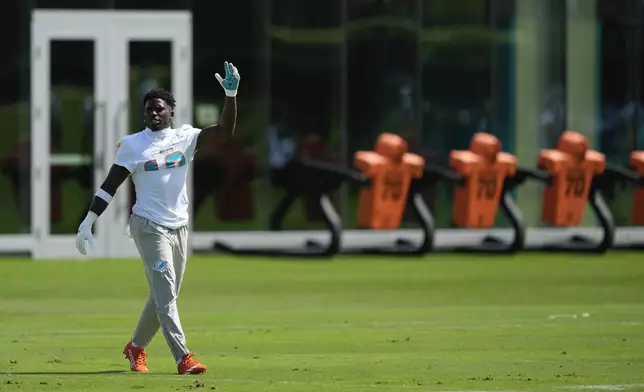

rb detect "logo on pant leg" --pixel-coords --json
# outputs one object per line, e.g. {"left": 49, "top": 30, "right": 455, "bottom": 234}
{"left": 153, "top": 260, "right": 169, "bottom": 273}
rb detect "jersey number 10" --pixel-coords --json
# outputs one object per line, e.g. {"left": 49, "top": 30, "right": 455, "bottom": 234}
{"left": 144, "top": 151, "right": 187, "bottom": 171}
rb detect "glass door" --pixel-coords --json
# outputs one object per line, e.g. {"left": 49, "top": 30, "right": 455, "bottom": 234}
{"left": 106, "top": 12, "right": 193, "bottom": 259}
{"left": 31, "top": 11, "right": 111, "bottom": 259}
{"left": 30, "top": 10, "right": 193, "bottom": 259}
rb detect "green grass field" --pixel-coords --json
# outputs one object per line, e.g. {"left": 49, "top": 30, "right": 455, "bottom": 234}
{"left": 1, "top": 253, "right": 643, "bottom": 392}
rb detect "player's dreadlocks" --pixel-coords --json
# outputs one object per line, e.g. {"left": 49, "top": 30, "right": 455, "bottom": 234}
{"left": 143, "top": 89, "right": 176, "bottom": 109}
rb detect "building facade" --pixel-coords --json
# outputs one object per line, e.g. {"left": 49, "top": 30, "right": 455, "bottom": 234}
{"left": 1, "top": 0, "right": 643, "bottom": 253}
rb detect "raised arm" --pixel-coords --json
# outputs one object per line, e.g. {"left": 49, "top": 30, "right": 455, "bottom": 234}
{"left": 197, "top": 62, "right": 240, "bottom": 148}
{"left": 199, "top": 96, "right": 237, "bottom": 144}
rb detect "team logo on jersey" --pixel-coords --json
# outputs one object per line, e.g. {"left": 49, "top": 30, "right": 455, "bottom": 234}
{"left": 151, "top": 144, "right": 183, "bottom": 157}
{"left": 157, "top": 147, "right": 175, "bottom": 156}
{"left": 153, "top": 260, "right": 169, "bottom": 273}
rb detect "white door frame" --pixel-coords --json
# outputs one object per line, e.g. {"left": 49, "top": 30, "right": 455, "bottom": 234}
{"left": 31, "top": 10, "right": 193, "bottom": 259}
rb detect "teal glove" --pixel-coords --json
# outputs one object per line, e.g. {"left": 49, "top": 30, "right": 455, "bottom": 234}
{"left": 215, "top": 61, "right": 240, "bottom": 97}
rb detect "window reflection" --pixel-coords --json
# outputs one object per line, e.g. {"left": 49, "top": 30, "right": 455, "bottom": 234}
{"left": 598, "top": 0, "right": 644, "bottom": 225}
{"left": 0, "top": 1, "right": 31, "bottom": 233}
{"left": 14, "top": 0, "right": 644, "bottom": 239}
{"left": 266, "top": 0, "right": 342, "bottom": 230}
{"left": 421, "top": 0, "right": 514, "bottom": 227}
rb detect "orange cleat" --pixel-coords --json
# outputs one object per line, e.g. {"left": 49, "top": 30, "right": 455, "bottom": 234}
{"left": 123, "top": 341, "right": 149, "bottom": 372}
{"left": 177, "top": 353, "right": 207, "bottom": 375}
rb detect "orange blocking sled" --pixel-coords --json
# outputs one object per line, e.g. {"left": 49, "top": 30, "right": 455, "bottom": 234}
{"left": 418, "top": 131, "right": 525, "bottom": 253}
{"left": 355, "top": 133, "right": 425, "bottom": 230}
{"left": 449, "top": 133, "right": 517, "bottom": 228}
{"left": 538, "top": 130, "right": 606, "bottom": 227}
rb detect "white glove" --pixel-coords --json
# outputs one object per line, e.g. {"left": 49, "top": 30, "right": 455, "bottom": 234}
{"left": 75, "top": 212, "right": 98, "bottom": 255}
{"left": 214, "top": 61, "right": 240, "bottom": 97}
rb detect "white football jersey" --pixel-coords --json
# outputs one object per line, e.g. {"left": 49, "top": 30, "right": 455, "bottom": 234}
{"left": 113, "top": 125, "right": 202, "bottom": 229}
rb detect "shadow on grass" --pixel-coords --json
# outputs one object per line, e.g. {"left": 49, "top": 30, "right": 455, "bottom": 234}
{"left": 3, "top": 370, "right": 127, "bottom": 375}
